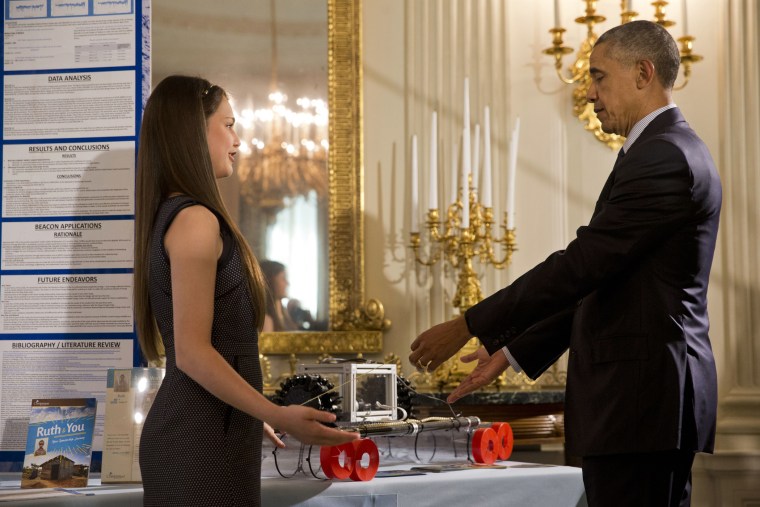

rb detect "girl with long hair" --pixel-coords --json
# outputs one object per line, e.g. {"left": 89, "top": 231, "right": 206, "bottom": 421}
{"left": 134, "top": 75, "right": 356, "bottom": 506}
{"left": 260, "top": 260, "right": 298, "bottom": 332}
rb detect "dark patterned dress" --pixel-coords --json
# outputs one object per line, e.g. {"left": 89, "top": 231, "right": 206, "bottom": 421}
{"left": 140, "top": 195, "right": 263, "bottom": 506}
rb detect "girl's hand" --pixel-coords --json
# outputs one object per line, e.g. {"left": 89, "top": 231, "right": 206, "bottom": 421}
{"left": 263, "top": 422, "right": 285, "bottom": 448}
{"left": 271, "top": 405, "right": 359, "bottom": 447}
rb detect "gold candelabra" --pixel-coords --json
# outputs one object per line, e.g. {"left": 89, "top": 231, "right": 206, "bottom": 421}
{"left": 543, "top": 0, "right": 702, "bottom": 150}
{"left": 407, "top": 175, "right": 520, "bottom": 392}
{"left": 410, "top": 174, "right": 517, "bottom": 316}
{"left": 407, "top": 176, "right": 570, "bottom": 393}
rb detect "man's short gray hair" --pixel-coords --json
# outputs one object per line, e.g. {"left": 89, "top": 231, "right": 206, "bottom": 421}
{"left": 595, "top": 20, "right": 680, "bottom": 89}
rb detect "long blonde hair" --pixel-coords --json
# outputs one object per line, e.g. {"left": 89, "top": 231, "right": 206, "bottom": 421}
{"left": 134, "top": 75, "right": 267, "bottom": 362}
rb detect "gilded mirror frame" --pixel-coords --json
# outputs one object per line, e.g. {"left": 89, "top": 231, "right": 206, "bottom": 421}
{"left": 259, "top": 0, "right": 389, "bottom": 358}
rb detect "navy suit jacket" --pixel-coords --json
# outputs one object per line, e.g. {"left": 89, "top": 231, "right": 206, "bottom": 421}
{"left": 465, "top": 108, "right": 721, "bottom": 457}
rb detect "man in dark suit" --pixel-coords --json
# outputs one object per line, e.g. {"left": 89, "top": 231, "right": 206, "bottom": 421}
{"left": 409, "top": 20, "right": 720, "bottom": 507}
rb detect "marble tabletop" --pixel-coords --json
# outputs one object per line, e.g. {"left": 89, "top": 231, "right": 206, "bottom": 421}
{"left": 414, "top": 389, "right": 565, "bottom": 406}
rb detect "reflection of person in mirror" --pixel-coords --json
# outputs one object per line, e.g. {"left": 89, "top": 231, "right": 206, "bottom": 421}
{"left": 133, "top": 76, "right": 357, "bottom": 506}
{"left": 34, "top": 439, "right": 46, "bottom": 456}
{"left": 114, "top": 373, "right": 130, "bottom": 392}
{"left": 287, "top": 298, "right": 319, "bottom": 331}
{"left": 260, "top": 260, "right": 299, "bottom": 332}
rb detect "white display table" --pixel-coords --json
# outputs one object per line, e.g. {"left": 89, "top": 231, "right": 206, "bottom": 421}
{"left": 0, "top": 438, "right": 587, "bottom": 506}
{"left": 0, "top": 462, "right": 586, "bottom": 507}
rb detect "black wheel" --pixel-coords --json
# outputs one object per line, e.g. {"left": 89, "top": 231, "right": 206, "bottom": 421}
{"left": 272, "top": 374, "right": 342, "bottom": 416}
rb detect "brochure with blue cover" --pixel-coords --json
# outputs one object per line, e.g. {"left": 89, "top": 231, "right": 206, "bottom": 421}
{"left": 20, "top": 398, "right": 97, "bottom": 489}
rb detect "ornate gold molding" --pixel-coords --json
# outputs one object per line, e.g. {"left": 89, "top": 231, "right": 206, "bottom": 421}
{"left": 260, "top": 328, "right": 383, "bottom": 392}
{"left": 327, "top": 0, "right": 390, "bottom": 333}
{"left": 259, "top": 330, "right": 382, "bottom": 355}
{"left": 259, "top": 0, "right": 388, "bottom": 377}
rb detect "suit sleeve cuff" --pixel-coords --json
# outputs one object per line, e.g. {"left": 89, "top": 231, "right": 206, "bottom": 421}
{"left": 502, "top": 346, "right": 523, "bottom": 373}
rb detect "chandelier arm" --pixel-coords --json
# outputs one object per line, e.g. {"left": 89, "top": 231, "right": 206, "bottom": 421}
{"left": 555, "top": 62, "right": 582, "bottom": 85}
{"left": 671, "top": 73, "right": 690, "bottom": 92}
{"left": 413, "top": 256, "right": 441, "bottom": 268}
{"left": 486, "top": 251, "right": 513, "bottom": 269}
{"left": 481, "top": 239, "right": 510, "bottom": 267}
{"left": 673, "top": 45, "right": 701, "bottom": 91}
{"left": 486, "top": 228, "right": 517, "bottom": 268}
{"left": 410, "top": 232, "right": 439, "bottom": 267}
{"left": 410, "top": 244, "right": 442, "bottom": 268}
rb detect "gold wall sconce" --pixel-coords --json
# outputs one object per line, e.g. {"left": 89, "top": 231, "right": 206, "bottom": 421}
{"left": 543, "top": 0, "right": 702, "bottom": 150}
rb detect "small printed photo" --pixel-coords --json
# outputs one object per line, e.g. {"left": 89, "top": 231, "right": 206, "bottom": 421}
{"left": 33, "top": 438, "right": 48, "bottom": 457}
{"left": 114, "top": 371, "right": 131, "bottom": 392}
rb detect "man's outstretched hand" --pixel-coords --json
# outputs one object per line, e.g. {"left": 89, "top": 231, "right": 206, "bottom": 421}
{"left": 409, "top": 316, "right": 472, "bottom": 371}
{"left": 447, "top": 347, "right": 510, "bottom": 403}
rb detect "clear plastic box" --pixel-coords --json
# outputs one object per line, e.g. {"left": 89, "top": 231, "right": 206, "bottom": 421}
{"left": 297, "top": 363, "right": 398, "bottom": 422}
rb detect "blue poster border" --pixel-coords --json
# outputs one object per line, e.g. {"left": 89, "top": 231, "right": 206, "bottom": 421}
{"left": 0, "top": 0, "right": 148, "bottom": 470}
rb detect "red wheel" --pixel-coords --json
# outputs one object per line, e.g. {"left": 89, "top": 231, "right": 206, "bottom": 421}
{"left": 319, "top": 442, "right": 355, "bottom": 479}
{"left": 349, "top": 438, "right": 380, "bottom": 481}
{"left": 491, "top": 422, "right": 514, "bottom": 460}
{"left": 471, "top": 427, "right": 498, "bottom": 465}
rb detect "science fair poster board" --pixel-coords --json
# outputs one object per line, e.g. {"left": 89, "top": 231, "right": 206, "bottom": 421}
{"left": 0, "top": 0, "right": 150, "bottom": 468}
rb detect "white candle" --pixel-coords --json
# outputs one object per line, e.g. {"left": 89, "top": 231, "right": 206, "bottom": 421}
{"left": 554, "top": 0, "right": 561, "bottom": 27}
{"left": 463, "top": 78, "right": 470, "bottom": 134}
{"left": 627, "top": 0, "right": 632, "bottom": 11}
{"left": 682, "top": 0, "right": 688, "bottom": 35}
{"left": 429, "top": 112, "right": 438, "bottom": 209}
{"left": 482, "top": 107, "right": 492, "bottom": 208}
{"left": 506, "top": 117, "right": 520, "bottom": 229}
{"left": 412, "top": 135, "right": 419, "bottom": 232}
{"left": 462, "top": 127, "right": 470, "bottom": 228}
{"left": 472, "top": 124, "right": 480, "bottom": 192}
{"left": 450, "top": 142, "right": 458, "bottom": 204}
{"left": 462, "top": 78, "right": 471, "bottom": 228}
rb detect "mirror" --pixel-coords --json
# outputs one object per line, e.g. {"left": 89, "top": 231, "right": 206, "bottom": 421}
{"left": 153, "top": 0, "right": 329, "bottom": 329}
{"left": 152, "top": 0, "right": 388, "bottom": 384}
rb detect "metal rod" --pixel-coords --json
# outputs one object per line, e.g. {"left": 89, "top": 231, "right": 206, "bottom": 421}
{"left": 340, "top": 416, "right": 481, "bottom": 438}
